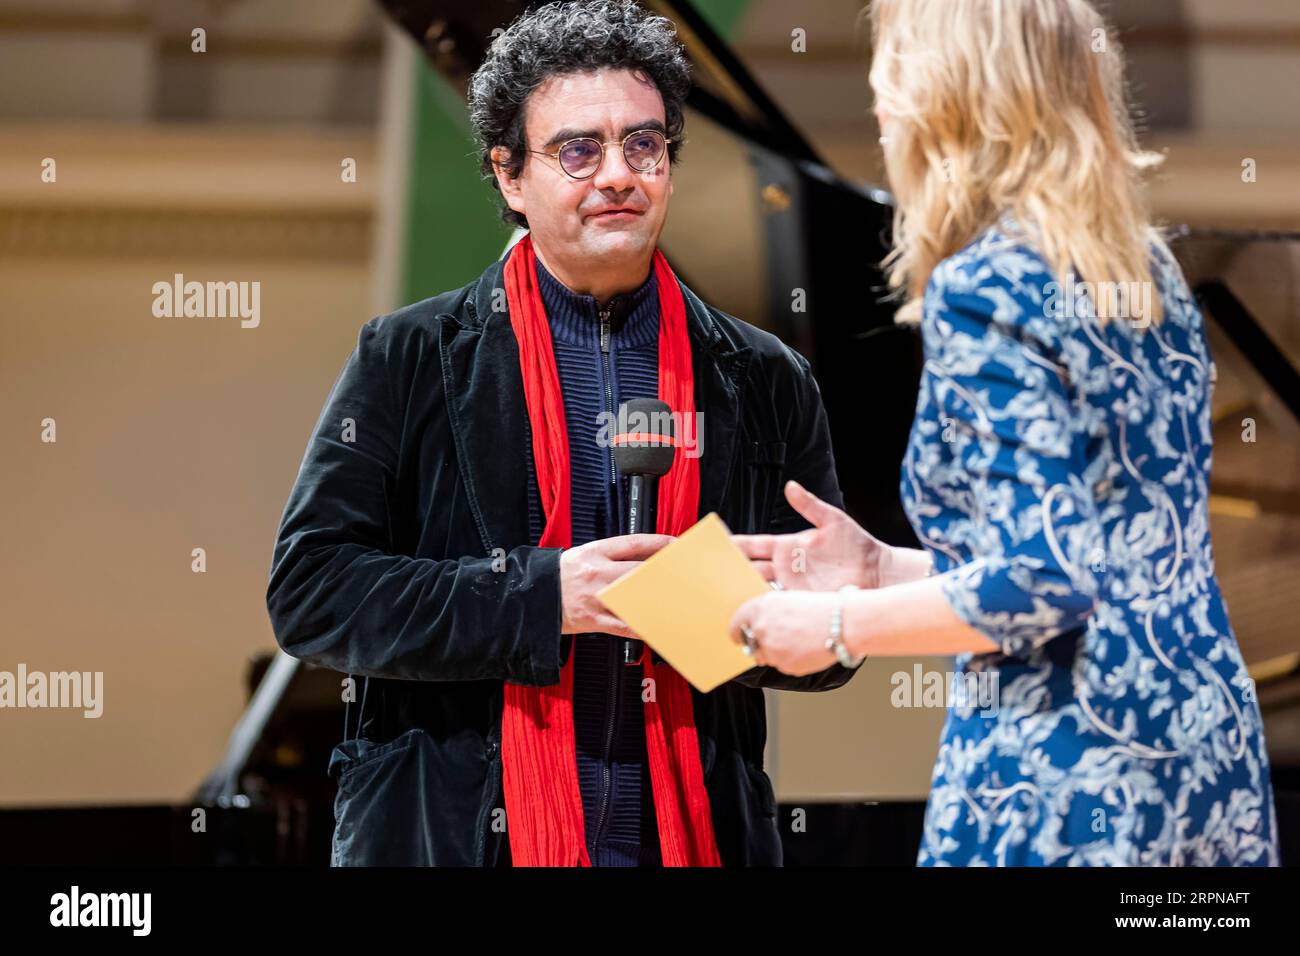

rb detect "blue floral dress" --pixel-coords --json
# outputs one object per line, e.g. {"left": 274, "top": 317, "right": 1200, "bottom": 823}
{"left": 900, "top": 221, "right": 1279, "bottom": 866}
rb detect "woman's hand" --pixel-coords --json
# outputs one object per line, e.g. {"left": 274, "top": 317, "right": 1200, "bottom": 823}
{"left": 733, "top": 480, "right": 891, "bottom": 591}
{"left": 728, "top": 590, "right": 840, "bottom": 676}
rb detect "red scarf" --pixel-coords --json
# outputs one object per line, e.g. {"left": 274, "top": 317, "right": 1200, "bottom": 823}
{"left": 499, "top": 233, "right": 721, "bottom": 867}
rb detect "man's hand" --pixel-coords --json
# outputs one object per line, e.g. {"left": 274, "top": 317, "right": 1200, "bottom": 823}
{"left": 734, "top": 479, "right": 887, "bottom": 592}
{"left": 560, "top": 534, "right": 675, "bottom": 637}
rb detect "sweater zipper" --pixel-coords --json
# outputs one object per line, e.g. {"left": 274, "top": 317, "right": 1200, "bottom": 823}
{"left": 592, "top": 306, "right": 620, "bottom": 851}
{"left": 600, "top": 310, "right": 615, "bottom": 487}
{"left": 592, "top": 639, "right": 622, "bottom": 850}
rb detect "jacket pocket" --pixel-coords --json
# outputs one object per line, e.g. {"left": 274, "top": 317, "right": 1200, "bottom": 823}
{"left": 327, "top": 728, "right": 484, "bottom": 866}
{"left": 742, "top": 440, "right": 787, "bottom": 533}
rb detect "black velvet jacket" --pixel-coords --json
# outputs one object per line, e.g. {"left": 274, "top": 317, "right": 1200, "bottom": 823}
{"left": 265, "top": 253, "right": 856, "bottom": 866}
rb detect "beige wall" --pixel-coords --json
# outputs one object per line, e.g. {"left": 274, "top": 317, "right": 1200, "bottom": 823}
{"left": 1, "top": 126, "right": 375, "bottom": 805}
{"left": 2, "top": 254, "right": 374, "bottom": 805}
{"left": 768, "top": 660, "right": 947, "bottom": 802}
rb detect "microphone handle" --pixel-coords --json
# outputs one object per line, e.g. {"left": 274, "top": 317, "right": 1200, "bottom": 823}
{"left": 623, "top": 474, "right": 658, "bottom": 664}
{"left": 627, "top": 473, "right": 657, "bottom": 535}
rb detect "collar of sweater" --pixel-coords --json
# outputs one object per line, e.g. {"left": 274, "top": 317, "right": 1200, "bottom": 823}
{"left": 535, "top": 255, "right": 659, "bottom": 350}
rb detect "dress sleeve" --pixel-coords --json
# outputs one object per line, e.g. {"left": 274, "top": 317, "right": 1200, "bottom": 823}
{"left": 922, "top": 269, "right": 1105, "bottom": 658}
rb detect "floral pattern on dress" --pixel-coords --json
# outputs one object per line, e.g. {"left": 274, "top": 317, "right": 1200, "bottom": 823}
{"left": 900, "top": 221, "right": 1280, "bottom": 866}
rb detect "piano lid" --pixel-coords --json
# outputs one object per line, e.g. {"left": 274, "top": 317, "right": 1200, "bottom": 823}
{"left": 377, "top": 0, "right": 824, "bottom": 165}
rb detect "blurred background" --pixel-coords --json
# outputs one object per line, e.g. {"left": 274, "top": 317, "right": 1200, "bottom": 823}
{"left": 1, "top": 0, "right": 1298, "bottom": 864}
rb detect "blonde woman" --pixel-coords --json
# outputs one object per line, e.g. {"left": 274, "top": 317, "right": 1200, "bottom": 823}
{"left": 727, "top": 0, "right": 1278, "bottom": 865}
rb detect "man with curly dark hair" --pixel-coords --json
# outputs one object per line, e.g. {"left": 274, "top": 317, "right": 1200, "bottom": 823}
{"left": 267, "top": 0, "right": 854, "bottom": 868}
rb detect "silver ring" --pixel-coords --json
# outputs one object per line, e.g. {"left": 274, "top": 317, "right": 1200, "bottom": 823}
{"left": 740, "top": 624, "right": 758, "bottom": 651}
{"left": 769, "top": 580, "right": 782, "bottom": 591}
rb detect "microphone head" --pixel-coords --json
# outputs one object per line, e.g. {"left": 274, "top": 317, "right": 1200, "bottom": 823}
{"left": 612, "top": 398, "right": 676, "bottom": 477}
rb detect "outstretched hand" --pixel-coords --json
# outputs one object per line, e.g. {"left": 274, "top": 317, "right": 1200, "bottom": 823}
{"left": 733, "top": 480, "right": 888, "bottom": 592}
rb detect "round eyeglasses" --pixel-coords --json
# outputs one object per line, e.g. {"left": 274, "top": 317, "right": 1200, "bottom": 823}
{"left": 527, "top": 129, "right": 671, "bottom": 180}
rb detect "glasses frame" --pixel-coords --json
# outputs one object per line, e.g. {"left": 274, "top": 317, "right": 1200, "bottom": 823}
{"left": 525, "top": 129, "right": 673, "bottom": 181}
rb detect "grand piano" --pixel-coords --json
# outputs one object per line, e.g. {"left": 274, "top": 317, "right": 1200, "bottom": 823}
{"left": 2, "top": 0, "right": 1296, "bottom": 866}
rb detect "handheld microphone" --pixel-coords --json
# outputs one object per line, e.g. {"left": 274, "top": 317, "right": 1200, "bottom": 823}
{"left": 611, "top": 397, "right": 676, "bottom": 665}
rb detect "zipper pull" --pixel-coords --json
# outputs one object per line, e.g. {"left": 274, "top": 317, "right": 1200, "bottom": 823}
{"left": 599, "top": 308, "right": 610, "bottom": 353}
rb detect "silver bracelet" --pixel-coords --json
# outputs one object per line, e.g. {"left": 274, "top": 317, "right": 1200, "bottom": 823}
{"left": 825, "top": 585, "right": 866, "bottom": 669}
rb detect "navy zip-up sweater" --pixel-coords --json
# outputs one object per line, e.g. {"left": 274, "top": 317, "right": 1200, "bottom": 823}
{"left": 525, "top": 256, "right": 662, "bottom": 867}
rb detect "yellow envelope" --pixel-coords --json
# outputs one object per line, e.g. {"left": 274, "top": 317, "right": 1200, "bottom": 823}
{"left": 597, "top": 512, "right": 768, "bottom": 692}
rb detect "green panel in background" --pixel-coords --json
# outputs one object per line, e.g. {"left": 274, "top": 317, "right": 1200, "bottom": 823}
{"left": 401, "top": 64, "right": 510, "bottom": 304}
{"left": 399, "top": 0, "right": 753, "bottom": 304}
{"left": 691, "top": 0, "right": 753, "bottom": 38}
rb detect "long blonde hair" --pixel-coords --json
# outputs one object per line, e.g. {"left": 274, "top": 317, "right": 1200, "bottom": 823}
{"left": 867, "top": 0, "right": 1166, "bottom": 324}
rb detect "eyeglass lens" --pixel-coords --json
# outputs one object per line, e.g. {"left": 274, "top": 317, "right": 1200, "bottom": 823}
{"left": 557, "top": 130, "right": 666, "bottom": 178}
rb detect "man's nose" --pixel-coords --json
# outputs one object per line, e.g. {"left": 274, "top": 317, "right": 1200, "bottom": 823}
{"left": 589, "top": 143, "right": 638, "bottom": 193}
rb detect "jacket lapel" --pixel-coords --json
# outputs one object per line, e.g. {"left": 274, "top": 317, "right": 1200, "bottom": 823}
{"left": 439, "top": 257, "right": 534, "bottom": 554}
{"left": 679, "top": 281, "right": 753, "bottom": 522}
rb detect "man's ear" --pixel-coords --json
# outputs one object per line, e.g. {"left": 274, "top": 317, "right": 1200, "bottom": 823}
{"left": 490, "top": 146, "right": 527, "bottom": 219}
